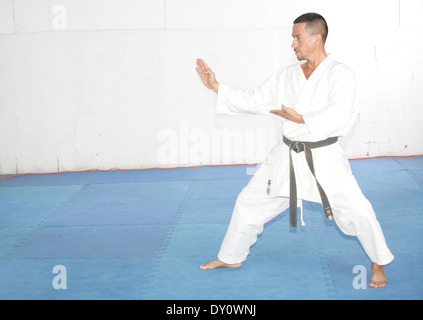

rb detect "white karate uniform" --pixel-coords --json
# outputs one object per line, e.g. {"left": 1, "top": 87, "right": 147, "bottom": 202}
{"left": 215, "top": 56, "right": 394, "bottom": 266}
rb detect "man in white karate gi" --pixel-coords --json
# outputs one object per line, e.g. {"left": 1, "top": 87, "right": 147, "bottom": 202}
{"left": 195, "top": 13, "right": 394, "bottom": 288}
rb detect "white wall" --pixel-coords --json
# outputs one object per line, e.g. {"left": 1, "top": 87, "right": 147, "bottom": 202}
{"left": 0, "top": 0, "right": 422, "bottom": 174}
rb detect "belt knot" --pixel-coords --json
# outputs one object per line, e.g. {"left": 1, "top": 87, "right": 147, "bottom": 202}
{"left": 291, "top": 141, "right": 305, "bottom": 153}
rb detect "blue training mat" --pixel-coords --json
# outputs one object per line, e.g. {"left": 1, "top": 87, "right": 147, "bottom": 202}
{"left": 0, "top": 158, "right": 422, "bottom": 299}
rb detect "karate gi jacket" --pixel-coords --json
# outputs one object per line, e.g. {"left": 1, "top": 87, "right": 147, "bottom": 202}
{"left": 216, "top": 56, "right": 358, "bottom": 203}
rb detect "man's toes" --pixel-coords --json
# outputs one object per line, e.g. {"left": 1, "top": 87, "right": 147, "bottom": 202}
{"left": 199, "top": 262, "right": 212, "bottom": 269}
{"left": 370, "top": 279, "right": 387, "bottom": 288}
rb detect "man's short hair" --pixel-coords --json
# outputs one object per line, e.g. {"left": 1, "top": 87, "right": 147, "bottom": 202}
{"left": 293, "top": 13, "right": 328, "bottom": 43}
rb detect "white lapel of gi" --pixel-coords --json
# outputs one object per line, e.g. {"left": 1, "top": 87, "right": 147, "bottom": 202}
{"left": 295, "top": 56, "right": 334, "bottom": 114}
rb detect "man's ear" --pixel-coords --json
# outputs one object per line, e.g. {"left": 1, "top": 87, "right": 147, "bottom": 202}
{"left": 314, "top": 33, "right": 323, "bottom": 45}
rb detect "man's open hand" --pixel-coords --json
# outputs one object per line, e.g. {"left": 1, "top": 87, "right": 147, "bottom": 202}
{"left": 270, "top": 105, "right": 305, "bottom": 124}
{"left": 196, "top": 58, "right": 219, "bottom": 93}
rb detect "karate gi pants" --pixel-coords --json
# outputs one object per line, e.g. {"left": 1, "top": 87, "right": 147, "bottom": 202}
{"left": 217, "top": 143, "right": 394, "bottom": 266}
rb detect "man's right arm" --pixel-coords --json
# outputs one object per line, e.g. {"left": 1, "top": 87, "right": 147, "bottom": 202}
{"left": 196, "top": 58, "right": 280, "bottom": 115}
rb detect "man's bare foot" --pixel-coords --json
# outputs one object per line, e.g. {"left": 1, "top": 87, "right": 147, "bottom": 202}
{"left": 369, "top": 262, "right": 387, "bottom": 288}
{"left": 199, "top": 259, "right": 242, "bottom": 270}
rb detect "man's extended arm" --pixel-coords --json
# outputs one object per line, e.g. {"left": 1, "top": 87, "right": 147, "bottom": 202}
{"left": 196, "top": 58, "right": 302, "bottom": 122}
{"left": 196, "top": 58, "right": 280, "bottom": 115}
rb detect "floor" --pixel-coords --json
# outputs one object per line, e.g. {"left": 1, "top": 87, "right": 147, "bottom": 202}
{"left": 0, "top": 156, "right": 422, "bottom": 300}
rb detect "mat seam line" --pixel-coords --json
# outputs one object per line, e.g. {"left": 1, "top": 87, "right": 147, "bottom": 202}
{"left": 0, "top": 184, "right": 90, "bottom": 261}
{"left": 393, "top": 158, "right": 423, "bottom": 188}
{"left": 308, "top": 203, "right": 338, "bottom": 300}
{"left": 137, "top": 178, "right": 195, "bottom": 299}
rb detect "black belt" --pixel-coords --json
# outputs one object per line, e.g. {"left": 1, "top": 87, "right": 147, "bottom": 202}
{"left": 283, "top": 136, "right": 338, "bottom": 227}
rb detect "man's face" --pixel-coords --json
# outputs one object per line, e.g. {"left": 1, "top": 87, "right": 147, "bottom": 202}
{"left": 291, "top": 23, "right": 315, "bottom": 61}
